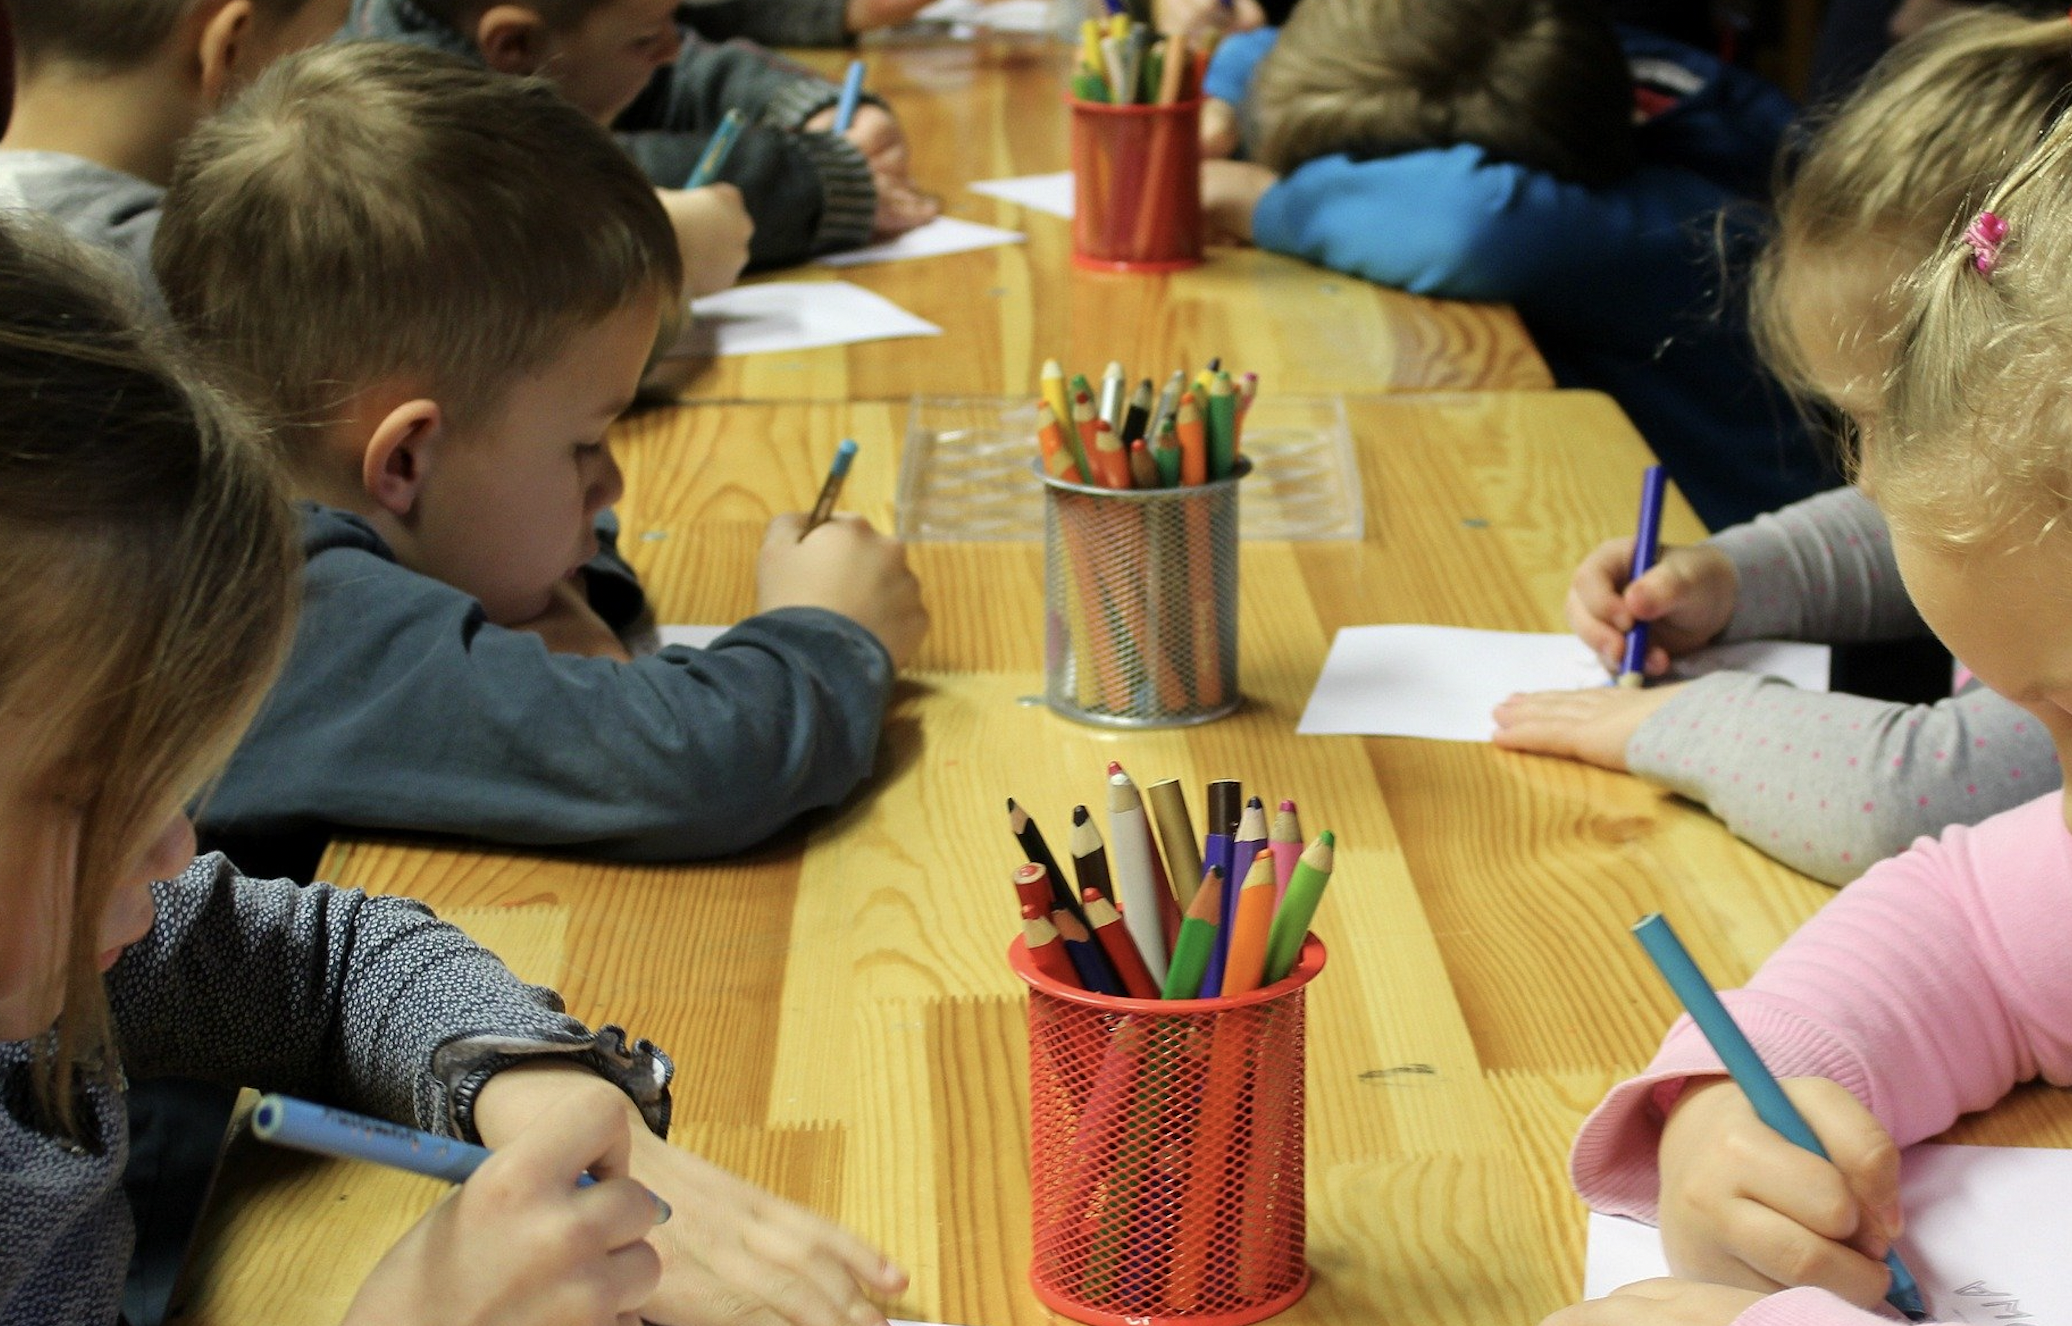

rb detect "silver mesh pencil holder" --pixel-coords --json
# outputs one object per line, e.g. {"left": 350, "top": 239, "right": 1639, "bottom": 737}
{"left": 1041, "top": 459, "right": 1248, "bottom": 727}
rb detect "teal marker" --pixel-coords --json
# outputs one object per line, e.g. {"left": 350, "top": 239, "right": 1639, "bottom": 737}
{"left": 833, "top": 60, "right": 866, "bottom": 134}
{"left": 686, "top": 108, "right": 746, "bottom": 188}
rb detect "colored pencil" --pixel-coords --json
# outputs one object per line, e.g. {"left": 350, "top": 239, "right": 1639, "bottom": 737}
{"left": 1120, "top": 378, "right": 1153, "bottom": 445}
{"left": 1040, "top": 359, "right": 1078, "bottom": 461}
{"left": 833, "top": 59, "right": 866, "bottom": 134}
{"left": 1023, "top": 903, "right": 1081, "bottom": 988}
{"left": 801, "top": 438, "right": 858, "bottom": 537}
{"left": 1205, "top": 796, "right": 1266, "bottom": 997}
{"left": 1069, "top": 375, "right": 1104, "bottom": 483}
{"left": 1008, "top": 798, "right": 1090, "bottom": 929}
{"left": 1069, "top": 804, "right": 1115, "bottom": 903}
{"left": 1098, "top": 360, "right": 1128, "bottom": 431}
{"left": 1012, "top": 861, "right": 1054, "bottom": 918}
{"left": 1146, "top": 369, "right": 1186, "bottom": 444}
{"left": 1175, "top": 391, "right": 1208, "bottom": 486}
{"left": 1151, "top": 417, "right": 1182, "bottom": 488}
{"left": 686, "top": 108, "right": 747, "bottom": 188}
{"left": 1105, "top": 769, "right": 1171, "bottom": 984}
{"left": 1145, "top": 778, "right": 1203, "bottom": 910}
{"left": 1128, "top": 438, "right": 1159, "bottom": 490}
{"left": 1088, "top": 417, "right": 1131, "bottom": 489}
{"left": 1160, "top": 866, "right": 1224, "bottom": 999}
{"left": 1218, "top": 849, "right": 1278, "bottom": 996}
{"left": 1268, "top": 798, "right": 1303, "bottom": 907}
{"left": 1630, "top": 913, "right": 1928, "bottom": 1321}
{"left": 1262, "top": 830, "right": 1334, "bottom": 984}
{"left": 1619, "top": 464, "right": 1668, "bottom": 687}
{"left": 1054, "top": 908, "right": 1124, "bottom": 995}
{"left": 1082, "top": 890, "right": 1160, "bottom": 999}
{"left": 1206, "top": 370, "right": 1238, "bottom": 480}
{"left": 1036, "top": 401, "right": 1083, "bottom": 483}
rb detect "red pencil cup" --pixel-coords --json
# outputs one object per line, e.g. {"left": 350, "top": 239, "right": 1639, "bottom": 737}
{"left": 1069, "top": 96, "right": 1204, "bottom": 273}
{"left": 1011, "top": 935, "right": 1324, "bottom": 1326}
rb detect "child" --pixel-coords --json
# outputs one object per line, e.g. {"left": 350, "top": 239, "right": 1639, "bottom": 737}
{"left": 0, "top": 215, "right": 906, "bottom": 1326}
{"left": 152, "top": 42, "right": 929, "bottom": 882}
{"left": 345, "top": 0, "right": 939, "bottom": 268}
{"left": 0, "top": 0, "right": 348, "bottom": 307}
{"left": 1549, "top": 71, "right": 2072, "bottom": 1326}
{"left": 1491, "top": 11, "right": 2072, "bottom": 886}
{"left": 679, "top": 0, "right": 941, "bottom": 46}
{"left": 1194, "top": 0, "right": 1826, "bottom": 531}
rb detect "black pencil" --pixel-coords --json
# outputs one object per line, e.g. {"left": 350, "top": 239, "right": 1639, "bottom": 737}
{"left": 1009, "top": 798, "right": 1090, "bottom": 928}
{"left": 1069, "top": 804, "right": 1115, "bottom": 904}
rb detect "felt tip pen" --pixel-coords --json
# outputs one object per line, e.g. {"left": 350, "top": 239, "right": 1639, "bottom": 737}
{"left": 685, "top": 108, "right": 746, "bottom": 188}
{"left": 1629, "top": 915, "right": 1927, "bottom": 1321}
{"left": 251, "top": 1094, "right": 672, "bottom": 1222}
{"left": 1618, "top": 465, "right": 1668, "bottom": 687}
{"left": 833, "top": 60, "right": 866, "bottom": 134}
{"left": 801, "top": 438, "right": 858, "bottom": 538}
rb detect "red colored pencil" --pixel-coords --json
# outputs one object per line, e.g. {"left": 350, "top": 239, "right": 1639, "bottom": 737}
{"left": 1080, "top": 888, "right": 1161, "bottom": 999}
{"left": 1022, "top": 903, "right": 1081, "bottom": 988}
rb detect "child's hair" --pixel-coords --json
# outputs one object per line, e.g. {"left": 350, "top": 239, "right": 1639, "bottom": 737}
{"left": 0, "top": 216, "right": 299, "bottom": 1132}
{"left": 13, "top": 0, "right": 319, "bottom": 73}
{"left": 1249, "top": 0, "right": 1636, "bottom": 185}
{"left": 152, "top": 41, "right": 684, "bottom": 465}
{"left": 1751, "top": 11, "right": 2072, "bottom": 412}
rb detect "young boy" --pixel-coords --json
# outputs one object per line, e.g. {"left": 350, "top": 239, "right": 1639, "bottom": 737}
{"left": 154, "top": 41, "right": 930, "bottom": 883}
{"left": 680, "top": 0, "right": 938, "bottom": 47}
{"left": 0, "top": 0, "right": 347, "bottom": 306}
{"left": 346, "top": 0, "right": 939, "bottom": 267}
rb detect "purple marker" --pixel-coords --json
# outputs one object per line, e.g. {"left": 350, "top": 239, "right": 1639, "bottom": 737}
{"left": 1618, "top": 465, "right": 1668, "bottom": 687}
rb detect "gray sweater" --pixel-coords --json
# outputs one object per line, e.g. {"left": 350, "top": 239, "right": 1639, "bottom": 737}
{"left": 681, "top": 0, "right": 851, "bottom": 47}
{"left": 0, "top": 150, "right": 164, "bottom": 314}
{"left": 0, "top": 854, "right": 672, "bottom": 1325}
{"left": 1626, "top": 485, "right": 2060, "bottom": 884}
{"left": 344, "top": 0, "right": 878, "bottom": 266}
{"left": 196, "top": 504, "right": 894, "bottom": 881}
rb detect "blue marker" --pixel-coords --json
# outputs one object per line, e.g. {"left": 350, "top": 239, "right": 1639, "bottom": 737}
{"left": 833, "top": 59, "right": 866, "bottom": 134}
{"left": 1617, "top": 464, "right": 1668, "bottom": 687}
{"left": 686, "top": 108, "right": 746, "bottom": 188}
{"left": 252, "top": 1094, "right": 670, "bottom": 1220}
{"left": 1630, "top": 915, "right": 1928, "bottom": 1321}
{"left": 802, "top": 438, "right": 859, "bottom": 537}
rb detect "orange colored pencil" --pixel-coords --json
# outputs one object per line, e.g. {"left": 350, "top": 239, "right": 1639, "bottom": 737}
{"left": 1127, "top": 437, "right": 1159, "bottom": 489}
{"left": 1036, "top": 401, "right": 1084, "bottom": 483}
{"left": 1175, "top": 391, "right": 1208, "bottom": 486}
{"left": 1080, "top": 889, "right": 1160, "bottom": 999}
{"left": 1022, "top": 903, "right": 1081, "bottom": 988}
{"left": 1070, "top": 380, "right": 1102, "bottom": 477}
{"left": 1088, "top": 417, "right": 1132, "bottom": 489}
{"left": 1216, "top": 850, "right": 1277, "bottom": 996}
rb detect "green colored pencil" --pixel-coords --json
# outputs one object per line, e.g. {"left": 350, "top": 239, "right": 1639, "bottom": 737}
{"left": 1262, "top": 831, "right": 1334, "bottom": 984}
{"left": 1160, "top": 866, "right": 1224, "bottom": 998}
{"left": 1205, "top": 370, "right": 1239, "bottom": 480}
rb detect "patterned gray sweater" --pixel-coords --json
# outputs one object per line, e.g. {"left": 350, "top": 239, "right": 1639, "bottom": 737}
{"left": 0, "top": 854, "right": 671, "bottom": 1325}
{"left": 1626, "top": 486, "right": 2061, "bottom": 884}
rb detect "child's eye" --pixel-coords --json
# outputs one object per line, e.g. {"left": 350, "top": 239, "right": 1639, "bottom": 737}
{"left": 574, "top": 441, "right": 607, "bottom": 459}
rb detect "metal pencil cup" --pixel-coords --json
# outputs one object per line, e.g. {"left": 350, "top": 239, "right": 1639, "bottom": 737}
{"left": 1041, "top": 460, "right": 1247, "bottom": 727}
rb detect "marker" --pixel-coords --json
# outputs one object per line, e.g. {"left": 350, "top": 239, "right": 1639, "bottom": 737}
{"left": 1618, "top": 465, "right": 1668, "bottom": 686}
{"left": 833, "top": 59, "right": 866, "bottom": 134}
{"left": 1106, "top": 769, "right": 1170, "bottom": 985}
{"left": 801, "top": 438, "right": 858, "bottom": 538}
{"left": 252, "top": 1095, "right": 670, "bottom": 1221}
{"left": 1145, "top": 778, "right": 1203, "bottom": 911}
{"left": 1197, "top": 779, "right": 1242, "bottom": 994}
{"left": 686, "top": 108, "right": 746, "bottom": 188}
{"left": 1629, "top": 914, "right": 1928, "bottom": 1322}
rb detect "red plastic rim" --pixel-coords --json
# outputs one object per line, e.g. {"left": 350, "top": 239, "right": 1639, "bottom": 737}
{"left": 1009, "top": 933, "right": 1327, "bottom": 1010}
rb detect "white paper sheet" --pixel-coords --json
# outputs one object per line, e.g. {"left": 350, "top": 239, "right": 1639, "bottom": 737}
{"left": 656, "top": 625, "right": 727, "bottom": 650}
{"left": 817, "top": 216, "right": 1026, "bottom": 268}
{"left": 1586, "top": 1143, "right": 2072, "bottom": 1325}
{"left": 1296, "top": 625, "right": 1831, "bottom": 741}
{"left": 674, "top": 282, "right": 942, "bottom": 357}
{"left": 912, "top": 0, "right": 1055, "bottom": 31}
{"left": 968, "top": 171, "right": 1075, "bottom": 218}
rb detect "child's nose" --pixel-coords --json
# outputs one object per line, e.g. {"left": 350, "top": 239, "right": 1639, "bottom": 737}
{"left": 653, "top": 26, "right": 683, "bottom": 69}
{"left": 590, "top": 448, "right": 626, "bottom": 513}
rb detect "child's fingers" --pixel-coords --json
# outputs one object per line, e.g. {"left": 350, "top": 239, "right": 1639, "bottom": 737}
{"left": 1785, "top": 1080, "right": 1905, "bottom": 1243}
{"left": 600, "top": 1239, "right": 666, "bottom": 1313}
{"left": 1712, "top": 1197, "right": 1895, "bottom": 1307}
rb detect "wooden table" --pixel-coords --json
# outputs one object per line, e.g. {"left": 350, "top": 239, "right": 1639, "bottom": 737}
{"left": 665, "top": 43, "right": 1551, "bottom": 401}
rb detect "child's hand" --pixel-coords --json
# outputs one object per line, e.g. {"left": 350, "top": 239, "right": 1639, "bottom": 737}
{"left": 1490, "top": 681, "right": 1684, "bottom": 771}
{"left": 515, "top": 577, "right": 634, "bottom": 661}
{"left": 869, "top": 174, "right": 941, "bottom": 240}
{"left": 1155, "top": 0, "right": 1267, "bottom": 39}
{"left": 845, "top": 0, "right": 937, "bottom": 32}
{"left": 1658, "top": 1078, "right": 1905, "bottom": 1308}
{"left": 658, "top": 183, "right": 755, "bottom": 297}
{"left": 758, "top": 513, "right": 929, "bottom": 669}
{"left": 1540, "top": 1278, "right": 1768, "bottom": 1326}
{"left": 1568, "top": 538, "right": 1738, "bottom": 678}
{"left": 1201, "top": 160, "right": 1276, "bottom": 244}
{"left": 805, "top": 104, "right": 911, "bottom": 181}
{"left": 1200, "top": 97, "right": 1241, "bottom": 159}
{"left": 343, "top": 1091, "right": 665, "bottom": 1326}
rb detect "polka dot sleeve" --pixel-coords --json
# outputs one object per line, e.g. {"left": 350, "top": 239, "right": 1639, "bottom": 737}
{"left": 1709, "top": 486, "right": 1927, "bottom": 645}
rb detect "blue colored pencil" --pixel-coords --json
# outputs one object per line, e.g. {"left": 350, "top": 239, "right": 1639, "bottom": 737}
{"left": 1630, "top": 915, "right": 1927, "bottom": 1321}
{"left": 686, "top": 108, "right": 746, "bottom": 188}
{"left": 802, "top": 438, "right": 859, "bottom": 537}
{"left": 833, "top": 60, "right": 866, "bottom": 134}
{"left": 251, "top": 1094, "right": 670, "bottom": 1219}
{"left": 1618, "top": 465, "right": 1668, "bottom": 687}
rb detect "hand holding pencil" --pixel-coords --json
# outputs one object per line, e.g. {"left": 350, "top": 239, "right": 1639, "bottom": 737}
{"left": 758, "top": 511, "right": 928, "bottom": 669}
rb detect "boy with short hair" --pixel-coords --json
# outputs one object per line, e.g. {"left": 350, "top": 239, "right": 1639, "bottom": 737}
{"left": 346, "top": 0, "right": 938, "bottom": 267}
{"left": 0, "top": 0, "right": 347, "bottom": 302}
{"left": 155, "top": 41, "right": 929, "bottom": 882}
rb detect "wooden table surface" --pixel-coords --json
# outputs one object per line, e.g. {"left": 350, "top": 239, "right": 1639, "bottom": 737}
{"left": 664, "top": 43, "right": 1551, "bottom": 402}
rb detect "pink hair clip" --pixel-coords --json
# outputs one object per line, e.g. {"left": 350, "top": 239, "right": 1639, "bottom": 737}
{"left": 1963, "top": 210, "right": 2010, "bottom": 278}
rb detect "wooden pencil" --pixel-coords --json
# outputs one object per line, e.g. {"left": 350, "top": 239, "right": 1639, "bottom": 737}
{"left": 1022, "top": 903, "right": 1081, "bottom": 988}
{"left": 1081, "top": 890, "right": 1160, "bottom": 999}
{"left": 1159, "top": 865, "right": 1223, "bottom": 999}
{"left": 1268, "top": 798, "right": 1303, "bottom": 906}
{"left": 1054, "top": 908, "right": 1124, "bottom": 995}
{"left": 1036, "top": 401, "right": 1083, "bottom": 483}
{"left": 1216, "top": 850, "right": 1278, "bottom": 996}
{"left": 1009, "top": 798, "right": 1090, "bottom": 929}
{"left": 1069, "top": 804, "right": 1115, "bottom": 903}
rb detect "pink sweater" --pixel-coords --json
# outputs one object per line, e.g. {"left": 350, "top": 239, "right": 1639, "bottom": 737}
{"left": 1568, "top": 791, "right": 2072, "bottom": 1326}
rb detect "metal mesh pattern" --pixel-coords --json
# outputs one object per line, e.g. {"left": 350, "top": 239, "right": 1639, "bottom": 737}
{"left": 1043, "top": 464, "right": 1245, "bottom": 727}
{"left": 1012, "top": 937, "right": 1321, "bottom": 1326}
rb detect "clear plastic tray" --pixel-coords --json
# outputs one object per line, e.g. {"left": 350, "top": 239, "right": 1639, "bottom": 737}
{"left": 896, "top": 394, "right": 1362, "bottom": 542}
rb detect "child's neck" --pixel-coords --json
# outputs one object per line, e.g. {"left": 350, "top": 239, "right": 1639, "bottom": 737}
{"left": 1, "top": 65, "right": 202, "bottom": 187}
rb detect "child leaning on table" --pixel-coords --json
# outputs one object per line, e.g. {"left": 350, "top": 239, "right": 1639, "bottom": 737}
{"left": 154, "top": 42, "right": 928, "bottom": 884}
{"left": 1544, "top": 91, "right": 2072, "bottom": 1326}
{"left": 1194, "top": 0, "right": 1825, "bottom": 532}
{"left": 344, "top": 0, "right": 937, "bottom": 270}
{"left": 1491, "top": 11, "right": 2072, "bottom": 886}
{"left": 0, "top": 217, "right": 906, "bottom": 1326}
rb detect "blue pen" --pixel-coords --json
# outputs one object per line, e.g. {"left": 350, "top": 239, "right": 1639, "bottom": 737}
{"left": 1630, "top": 915, "right": 1928, "bottom": 1321}
{"left": 252, "top": 1094, "right": 672, "bottom": 1220}
{"left": 802, "top": 438, "right": 858, "bottom": 538}
{"left": 686, "top": 107, "right": 746, "bottom": 188}
{"left": 833, "top": 59, "right": 866, "bottom": 134}
{"left": 1617, "top": 465, "right": 1668, "bottom": 687}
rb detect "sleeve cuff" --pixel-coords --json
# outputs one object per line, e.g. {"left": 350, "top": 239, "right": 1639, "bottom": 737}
{"left": 792, "top": 131, "right": 879, "bottom": 253}
{"left": 1738, "top": 1286, "right": 1910, "bottom": 1326}
{"left": 433, "top": 1024, "right": 676, "bottom": 1143}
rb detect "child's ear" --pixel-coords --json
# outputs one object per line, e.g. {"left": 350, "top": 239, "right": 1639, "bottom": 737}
{"left": 476, "top": 5, "right": 550, "bottom": 76}
{"left": 363, "top": 400, "right": 445, "bottom": 518}
{"left": 194, "top": 0, "right": 256, "bottom": 107}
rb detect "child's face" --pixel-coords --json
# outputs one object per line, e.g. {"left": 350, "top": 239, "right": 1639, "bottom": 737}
{"left": 537, "top": 0, "right": 684, "bottom": 126}
{"left": 405, "top": 295, "right": 657, "bottom": 626}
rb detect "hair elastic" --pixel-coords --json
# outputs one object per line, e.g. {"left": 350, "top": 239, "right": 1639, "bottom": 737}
{"left": 1963, "top": 210, "right": 2009, "bottom": 277}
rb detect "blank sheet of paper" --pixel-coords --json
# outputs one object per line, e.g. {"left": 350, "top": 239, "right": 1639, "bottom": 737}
{"left": 675, "top": 282, "right": 942, "bottom": 357}
{"left": 1586, "top": 1144, "right": 2072, "bottom": 1325}
{"left": 1296, "top": 625, "right": 1831, "bottom": 741}
{"left": 968, "top": 172, "right": 1074, "bottom": 218}
{"left": 817, "top": 216, "right": 1025, "bottom": 268}
{"left": 911, "top": 0, "right": 1055, "bottom": 32}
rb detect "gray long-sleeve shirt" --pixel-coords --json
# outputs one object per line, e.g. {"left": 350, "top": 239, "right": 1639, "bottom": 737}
{"left": 0, "top": 854, "right": 672, "bottom": 1325}
{"left": 1625, "top": 485, "right": 2061, "bottom": 884}
{"left": 0, "top": 150, "right": 165, "bottom": 314}
{"left": 197, "top": 504, "right": 894, "bottom": 882}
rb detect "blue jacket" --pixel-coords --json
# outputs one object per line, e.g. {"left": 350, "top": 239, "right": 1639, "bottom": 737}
{"left": 1210, "top": 29, "right": 1830, "bottom": 530}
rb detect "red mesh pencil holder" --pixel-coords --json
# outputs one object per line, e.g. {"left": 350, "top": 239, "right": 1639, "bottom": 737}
{"left": 1010, "top": 935, "right": 1324, "bottom": 1326}
{"left": 1068, "top": 97, "right": 1204, "bottom": 273}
